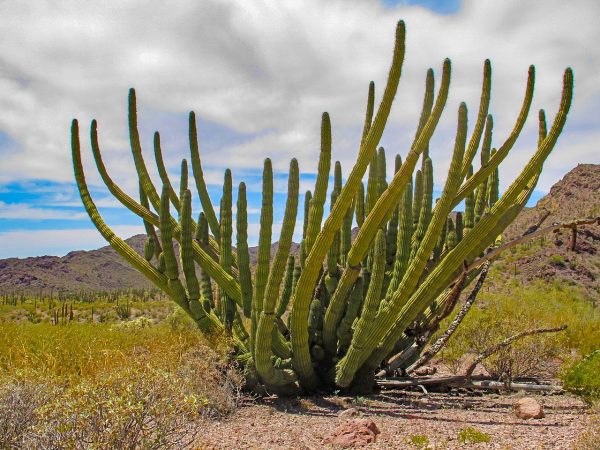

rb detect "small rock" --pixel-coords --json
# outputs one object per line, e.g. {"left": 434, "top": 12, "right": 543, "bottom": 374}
{"left": 514, "top": 397, "right": 545, "bottom": 419}
{"left": 338, "top": 407, "right": 359, "bottom": 419}
{"left": 414, "top": 365, "right": 437, "bottom": 376}
{"left": 322, "top": 418, "right": 380, "bottom": 447}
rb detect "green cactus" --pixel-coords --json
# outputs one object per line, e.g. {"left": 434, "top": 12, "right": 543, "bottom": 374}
{"left": 72, "top": 20, "right": 573, "bottom": 394}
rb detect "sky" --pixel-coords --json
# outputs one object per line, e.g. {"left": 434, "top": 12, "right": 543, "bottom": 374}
{"left": 0, "top": 0, "right": 598, "bottom": 259}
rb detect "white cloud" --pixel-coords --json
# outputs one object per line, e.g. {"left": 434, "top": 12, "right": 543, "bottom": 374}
{"left": 0, "top": 226, "right": 145, "bottom": 258}
{"left": 0, "top": 0, "right": 598, "bottom": 213}
{"left": 0, "top": 201, "right": 87, "bottom": 220}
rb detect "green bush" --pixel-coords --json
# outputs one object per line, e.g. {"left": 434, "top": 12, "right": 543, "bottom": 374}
{"left": 409, "top": 434, "right": 430, "bottom": 449}
{"left": 549, "top": 254, "right": 566, "bottom": 267}
{"left": 438, "top": 282, "right": 600, "bottom": 378}
{"left": 562, "top": 351, "right": 600, "bottom": 404}
{"left": 457, "top": 427, "right": 491, "bottom": 444}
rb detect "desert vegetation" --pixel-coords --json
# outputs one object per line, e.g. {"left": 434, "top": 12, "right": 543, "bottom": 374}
{"left": 1, "top": 16, "right": 598, "bottom": 449}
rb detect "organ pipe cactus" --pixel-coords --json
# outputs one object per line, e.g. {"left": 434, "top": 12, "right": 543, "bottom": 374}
{"left": 71, "top": 20, "right": 573, "bottom": 394}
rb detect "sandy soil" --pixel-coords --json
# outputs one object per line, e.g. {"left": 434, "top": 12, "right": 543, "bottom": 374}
{"left": 194, "top": 390, "right": 591, "bottom": 449}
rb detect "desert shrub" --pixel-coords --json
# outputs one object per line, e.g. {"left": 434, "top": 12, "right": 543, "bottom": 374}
{"left": 438, "top": 282, "right": 600, "bottom": 378}
{"left": 0, "top": 322, "right": 243, "bottom": 448}
{"left": 562, "top": 351, "right": 600, "bottom": 405}
{"left": 0, "top": 381, "right": 50, "bottom": 449}
{"left": 457, "top": 427, "right": 491, "bottom": 444}
{"left": 28, "top": 367, "right": 200, "bottom": 449}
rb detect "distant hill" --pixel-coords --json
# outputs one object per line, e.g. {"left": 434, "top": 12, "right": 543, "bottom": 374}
{"left": 1, "top": 164, "right": 598, "bottom": 296}
{"left": 501, "top": 164, "right": 600, "bottom": 298}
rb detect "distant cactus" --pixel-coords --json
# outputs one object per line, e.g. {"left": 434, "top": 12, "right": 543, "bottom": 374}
{"left": 71, "top": 20, "right": 573, "bottom": 393}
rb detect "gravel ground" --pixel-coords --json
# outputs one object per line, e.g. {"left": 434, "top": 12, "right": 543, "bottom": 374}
{"left": 194, "top": 390, "right": 590, "bottom": 449}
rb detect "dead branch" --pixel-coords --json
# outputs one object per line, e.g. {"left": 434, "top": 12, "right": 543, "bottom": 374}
{"left": 407, "top": 260, "right": 491, "bottom": 374}
{"left": 377, "top": 375, "right": 562, "bottom": 392}
{"left": 465, "top": 325, "right": 568, "bottom": 379}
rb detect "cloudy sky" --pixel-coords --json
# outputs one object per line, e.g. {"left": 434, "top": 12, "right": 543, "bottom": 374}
{"left": 0, "top": 0, "right": 598, "bottom": 258}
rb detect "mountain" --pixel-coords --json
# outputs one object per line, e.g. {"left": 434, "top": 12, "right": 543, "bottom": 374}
{"left": 501, "top": 164, "right": 600, "bottom": 298}
{"left": 1, "top": 165, "right": 598, "bottom": 296}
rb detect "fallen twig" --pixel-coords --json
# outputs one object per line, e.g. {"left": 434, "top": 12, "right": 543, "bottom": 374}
{"left": 377, "top": 375, "right": 563, "bottom": 392}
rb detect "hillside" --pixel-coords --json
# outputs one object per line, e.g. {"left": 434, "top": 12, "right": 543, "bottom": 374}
{"left": 0, "top": 164, "right": 598, "bottom": 295}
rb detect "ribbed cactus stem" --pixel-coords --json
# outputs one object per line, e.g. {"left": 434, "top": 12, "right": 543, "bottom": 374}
{"left": 300, "top": 190, "right": 312, "bottom": 267}
{"left": 410, "top": 157, "right": 433, "bottom": 259}
{"left": 180, "top": 159, "right": 188, "bottom": 199}
{"left": 276, "top": 255, "right": 295, "bottom": 318}
{"left": 255, "top": 159, "right": 299, "bottom": 387}
{"left": 336, "top": 102, "right": 467, "bottom": 387}
{"left": 445, "top": 217, "right": 457, "bottom": 251}
{"left": 461, "top": 59, "right": 492, "bottom": 178}
{"left": 487, "top": 149, "right": 499, "bottom": 208}
{"left": 236, "top": 182, "right": 253, "bottom": 318}
{"left": 365, "top": 151, "right": 379, "bottom": 217}
{"left": 153, "top": 131, "right": 180, "bottom": 211}
{"left": 189, "top": 111, "right": 220, "bottom": 242}
{"left": 455, "top": 212, "right": 464, "bottom": 244}
{"left": 464, "top": 165, "right": 475, "bottom": 233}
{"left": 291, "top": 21, "right": 407, "bottom": 389}
{"left": 377, "top": 147, "right": 387, "bottom": 194}
{"left": 356, "top": 182, "right": 365, "bottom": 227}
{"left": 386, "top": 176, "right": 413, "bottom": 298}
{"left": 220, "top": 169, "right": 234, "bottom": 330}
{"left": 304, "top": 113, "right": 332, "bottom": 256}
{"left": 252, "top": 159, "right": 274, "bottom": 351}
{"left": 413, "top": 169, "right": 423, "bottom": 226}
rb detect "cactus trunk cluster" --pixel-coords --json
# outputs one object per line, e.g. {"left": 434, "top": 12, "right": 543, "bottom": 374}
{"left": 71, "top": 21, "right": 573, "bottom": 394}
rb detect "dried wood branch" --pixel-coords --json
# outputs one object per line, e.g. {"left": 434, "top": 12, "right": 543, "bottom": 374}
{"left": 464, "top": 324, "right": 568, "bottom": 379}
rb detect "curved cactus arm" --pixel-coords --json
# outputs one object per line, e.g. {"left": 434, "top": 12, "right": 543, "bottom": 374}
{"left": 90, "top": 120, "right": 159, "bottom": 226}
{"left": 72, "top": 119, "right": 170, "bottom": 294}
{"left": 385, "top": 155, "right": 402, "bottom": 266}
{"left": 290, "top": 21, "right": 407, "bottom": 390}
{"left": 452, "top": 66, "right": 535, "bottom": 209}
{"left": 461, "top": 60, "right": 492, "bottom": 178}
{"left": 255, "top": 159, "right": 299, "bottom": 387}
{"left": 369, "top": 69, "right": 572, "bottom": 376}
{"left": 304, "top": 113, "right": 332, "bottom": 255}
{"left": 322, "top": 61, "right": 444, "bottom": 358}
{"left": 251, "top": 159, "right": 274, "bottom": 353}
{"left": 375, "top": 169, "right": 543, "bottom": 370}
{"left": 347, "top": 59, "right": 450, "bottom": 267}
{"left": 128, "top": 89, "right": 164, "bottom": 213}
{"left": 335, "top": 102, "right": 467, "bottom": 387}
{"left": 188, "top": 111, "right": 220, "bottom": 243}
{"left": 236, "top": 182, "right": 253, "bottom": 318}
{"left": 486, "top": 149, "right": 499, "bottom": 208}
{"left": 154, "top": 131, "right": 181, "bottom": 211}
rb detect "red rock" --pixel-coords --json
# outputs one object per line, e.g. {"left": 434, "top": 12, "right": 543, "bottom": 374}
{"left": 322, "top": 418, "right": 380, "bottom": 447}
{"left": 514, "top": 397, "right": 545, "bottom": 419}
